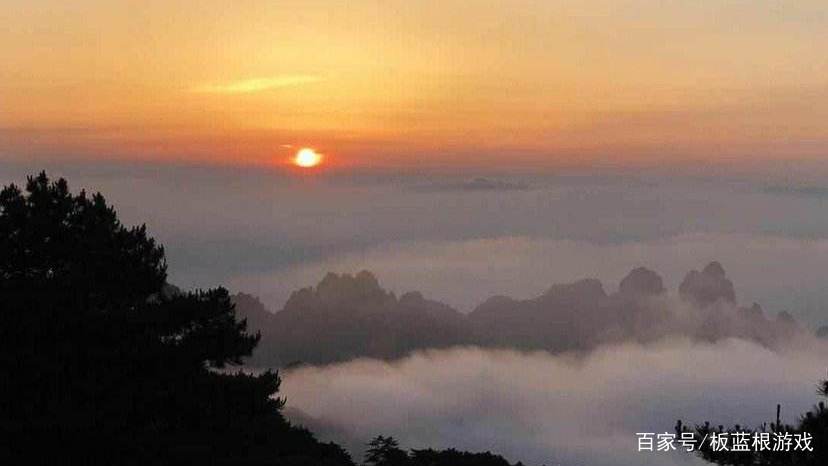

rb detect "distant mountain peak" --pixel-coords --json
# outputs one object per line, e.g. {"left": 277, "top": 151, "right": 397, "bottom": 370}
{"left": 235, "top": 262, "right": 806, "bottom": 367}
{"left": 679, "top": 262, "right": 736, "bottom": 307}
{"left": 619, "top": 267, "right": 665, "bottom": 297}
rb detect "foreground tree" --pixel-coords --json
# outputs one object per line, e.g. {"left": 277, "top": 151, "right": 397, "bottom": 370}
{"left": 0, "top": 173, "right": 353, "bottom": 465}
{"left": 365, "top": 436, "right": 411, "bottom": 466}
{"left": 363, "top": 435, "right": 522, "bottom": 466}
{"left": 676, "top": 379, "right": 828, "bottom": 465}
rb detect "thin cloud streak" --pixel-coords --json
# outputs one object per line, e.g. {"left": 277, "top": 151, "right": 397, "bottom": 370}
{"left": 192, "top": 75, "right": 324, "bottom": 94}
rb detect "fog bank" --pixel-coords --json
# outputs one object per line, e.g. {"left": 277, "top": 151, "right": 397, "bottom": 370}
{"left": 281, "top": 340, "right": 828, "bottom": 466}
{"left": 5, "top": 161, "right": 828, "bottom": 326}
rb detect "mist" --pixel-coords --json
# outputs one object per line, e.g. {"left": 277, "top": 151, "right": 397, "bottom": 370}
{"left": 4, "top": 159, "right": 828, "bottom": 327}
{"left": 280, "top": 340, "right": 828, "bottom": 466}
{"left": 236, "top": 260, "right": 822, "bottom": 367}
{"left": 235, "top": 233, "right": 828, "bottom": 327}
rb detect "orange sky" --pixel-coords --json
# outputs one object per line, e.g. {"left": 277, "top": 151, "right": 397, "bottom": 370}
{"left": 2, "top": 0, "right": 828, "bottom": 169}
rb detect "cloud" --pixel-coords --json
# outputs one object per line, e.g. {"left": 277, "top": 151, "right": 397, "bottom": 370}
{"left": 8, "top": 162, "right": 828, "bottom": 327}
{"left": 764, "top": 185, "right": 828, "bottom": 199}
{"left": 411, "top": 177, "right": 531, "bottom": 192}
{"left": 192, "top": 75, "right": 323, "bottom": 94}
{"left": 279, "top": 341, "right": 828, "bottom": 466}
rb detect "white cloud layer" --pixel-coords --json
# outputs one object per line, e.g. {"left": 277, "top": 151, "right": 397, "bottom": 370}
{"left": 281, "top": 340, "right": 828, "bottom": 466}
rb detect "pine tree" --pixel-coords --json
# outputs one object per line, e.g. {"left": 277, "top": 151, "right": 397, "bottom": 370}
{"left": 677, "top": 380, "right": 828, "bottom": 465}
{"left": 0, "top": 172, "right": 353, "bottom": 465}
{"left": 365, "top": 436, "right": 411, "bottom": 466}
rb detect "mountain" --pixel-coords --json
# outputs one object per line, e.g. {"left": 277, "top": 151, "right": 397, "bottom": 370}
{"left": 234, "top": 263, "right": 809, "bottom": 367}
{"left": 236, "top": 271, "right": 469, "bottom": 366}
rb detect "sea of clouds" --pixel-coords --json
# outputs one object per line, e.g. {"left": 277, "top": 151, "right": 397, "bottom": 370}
{"left": 5, "top": 160, "right": 828, "bottom": 466}
{"left": 5, "top": 160, "right": 828, "bottom": 325}
{"left": 281, "top": 340, "right": 828, "bottom": 466}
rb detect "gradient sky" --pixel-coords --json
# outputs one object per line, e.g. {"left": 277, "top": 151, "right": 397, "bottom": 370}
{"left": 2, "top": 0, "right": 828, "bottom": 168}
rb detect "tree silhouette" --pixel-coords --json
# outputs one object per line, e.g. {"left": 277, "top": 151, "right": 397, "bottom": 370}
{"left": 676, "top": 378, "right": 828, "bottom": 465}
{"left": 365, "top": 436, "right": 411, "bottom": 466}
{"left": 409, "top": 448, "right": 519, "bottom": 466}
{"left": 363, "top": 435, "right": 523, "bottom": 466}
{"left": 0, "top": 172, "right": 353, "bottom": 465}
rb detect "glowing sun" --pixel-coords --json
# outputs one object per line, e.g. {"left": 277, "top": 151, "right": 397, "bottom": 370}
{"left": 293, "top": 148, "right": 322, "bottom": 168}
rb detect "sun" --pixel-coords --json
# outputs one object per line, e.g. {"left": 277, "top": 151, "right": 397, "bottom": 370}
{"left": 293, "top": 148, "right": 322, "bottom": 168}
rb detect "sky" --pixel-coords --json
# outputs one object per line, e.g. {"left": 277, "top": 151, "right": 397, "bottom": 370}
{"left": 3, "top": 0, "right": 828, "bottom": 169}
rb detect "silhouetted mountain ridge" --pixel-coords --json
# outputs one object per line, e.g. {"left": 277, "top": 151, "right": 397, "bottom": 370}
{"left": 235, "top": 263, "right": 813, "bottom": 367}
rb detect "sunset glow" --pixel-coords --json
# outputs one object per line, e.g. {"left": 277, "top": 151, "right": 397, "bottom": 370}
{"left": 293, "top": 148, "right": 322, "bottom": 168}
{"left": 2, "top": 1, "right": 828, "bottom": 169}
